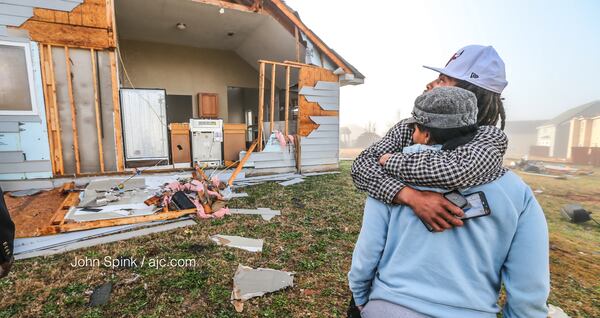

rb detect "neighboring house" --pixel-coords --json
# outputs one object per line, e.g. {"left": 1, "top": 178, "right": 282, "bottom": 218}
{"left": 503, "top": 120, "right": 546, "bottom": 159}
{"left": 0, "top": 0, "right": 363, "bottom": 181}
{"left": 533, "top": 101, "right": 600, "bottom": 159}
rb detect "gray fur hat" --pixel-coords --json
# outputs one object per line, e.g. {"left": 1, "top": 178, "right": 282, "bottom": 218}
{"left": 405, "top": 86, "right": 478, "bottom": 129}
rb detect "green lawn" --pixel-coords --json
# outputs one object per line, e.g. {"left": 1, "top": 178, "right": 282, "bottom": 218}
{"left": 0, "top": 161, "right": 598, "bottom": 317}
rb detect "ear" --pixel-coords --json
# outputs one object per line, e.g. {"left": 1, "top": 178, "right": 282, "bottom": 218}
{"left": 424, "top": 131, "right": 431, "bottom": 144}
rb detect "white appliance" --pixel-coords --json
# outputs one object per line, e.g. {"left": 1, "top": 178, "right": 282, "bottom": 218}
{"left": 190, "top": 118, "right": 223, "bottom": 167}
{"left": 120, "top": 89, "right": 169, "bottom": 162}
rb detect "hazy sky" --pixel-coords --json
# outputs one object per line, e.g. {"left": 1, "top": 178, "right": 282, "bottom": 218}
{"left": 286, "top": 0, "right": 600, "bottom": 134}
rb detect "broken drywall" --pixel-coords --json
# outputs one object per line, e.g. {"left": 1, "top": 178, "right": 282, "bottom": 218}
{"left": 231, "top": 264, "right": 294, "bottom": 312}
{"left": 210, "top": 235, "right": 263, "bottom": 252}
{"left": 229, "top": 208, "right": 281, "bottom": 221}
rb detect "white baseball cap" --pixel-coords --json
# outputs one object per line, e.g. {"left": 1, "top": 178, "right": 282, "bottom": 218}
{"left": 423, "top": 45, "right": 508, "bottom": 94}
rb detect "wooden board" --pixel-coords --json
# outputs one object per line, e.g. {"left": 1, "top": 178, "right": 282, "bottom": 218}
{"left": 224, "top": 124, "right": 247, "bottom": 162}
{"left": 169, "top": 123, "right": 191, "bottom": 164}
{"left": 19, "top": 20, "right": 112, "bottom": 49}
{"left": 40, "top": 209, "right": 197, "bottom": 235}
{"left": 50, "top": 191, "right": 80, "bottom": 226}
{"left": 198, "top": 93, "right": 218, "bottom": 118}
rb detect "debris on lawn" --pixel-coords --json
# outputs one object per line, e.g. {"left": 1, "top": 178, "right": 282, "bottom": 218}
{"left": 548, "top": 304, "right": 571, "bottom": 318}
{"left": 560, "top": 204, "right": 599, "bottom": 225}
{"left": 511, "top": 158, "right": 593, "bottom": 178}
{"left": 9, "top": 189, "right": 45, "bottom": 197}
{"left": 230, "top": 264, "right": 294, "bottom": 312}
{"left": 279, "top": 178, "right": 305, "bottom": 187}
{"left": 229, "top": 208, "right": 281, "bottom": 221}
{"left": 89, "top": 282, "right": 113, "bottom": 307}
{"left": 210, "top": 235, "right": 263, "bottom": 252}
{"left": 14, "top": 218, "right": 196, "bottom": 259}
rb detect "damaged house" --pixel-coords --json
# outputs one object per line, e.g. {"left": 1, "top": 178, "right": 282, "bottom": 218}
{"left": 0, "top": 0, "right": 364, "bottom": 184}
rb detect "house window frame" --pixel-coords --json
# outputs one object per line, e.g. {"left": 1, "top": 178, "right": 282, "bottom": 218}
{"left": 0, "top": 40, "right": 39, "bottom": 116}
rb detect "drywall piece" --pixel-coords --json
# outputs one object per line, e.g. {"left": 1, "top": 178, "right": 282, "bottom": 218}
{"left": 314, "top": 81, "right": 339, "bottom": 91}
{"left": 0, "top": 151, "right": 24, "bottom": 163}
{"left": 14, "top": 218, "right": 195, "bottom": 260}
{"left": 229, "top": 208, "right": 281, "bottom": 221}
{"left": 548, "top": 304, "right": 570, "bottom": 318}
{"left": 210, "top": 235, "right": 263, "bottom": 252}
{"left": 278, "top": 178, "right": 304, "bottom": 187}
{"left": 89, "top": 282, "right": 112, "bottom": 307}
{"left": 302, "top": 171, "right": 340, "bottom": 177}
{"left": 231, "top": 264, "right": 294, "bottom": 312}
{"left": 85, "top": 178, "right": 146, "bottom": 192}
{"left": 9, "top": 189, "right": 43, "bottom": 197}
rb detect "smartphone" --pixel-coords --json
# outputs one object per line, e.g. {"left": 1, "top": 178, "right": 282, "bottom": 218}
{"left": 421, "top": 191, "right": 491, "bottom": 231}
{"left": 461, "top": 192, "right": 491, "bottom": 220}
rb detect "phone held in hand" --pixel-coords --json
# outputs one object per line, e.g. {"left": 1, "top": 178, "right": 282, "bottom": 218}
{"left": 421, "top": 191, "right": 491, "bottom": 232}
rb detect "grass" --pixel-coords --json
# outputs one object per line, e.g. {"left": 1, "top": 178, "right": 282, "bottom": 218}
{"left": 0, "top": 161, "right": 598, "bottom": 317}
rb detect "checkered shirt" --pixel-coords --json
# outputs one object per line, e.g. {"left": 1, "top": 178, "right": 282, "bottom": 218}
{"left": 351, "top": 123, "right": 508, "bottom": 204}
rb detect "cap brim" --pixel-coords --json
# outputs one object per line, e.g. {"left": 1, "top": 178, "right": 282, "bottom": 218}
{"left": 402, "top": 117, "right": 418, "bottom": 125}
{"left": 422, "top": 65, "right": 451, "bottom": 77}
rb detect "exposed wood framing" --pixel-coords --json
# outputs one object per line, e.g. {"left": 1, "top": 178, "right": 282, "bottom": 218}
{"left": 19, "top": 0, "right": 115, "bottom": 49}
{"left": 257, "top": 59, "right": 302, "bottom": 68}
{"left": 294, "top": 26, "right": 300, "bottom": 62}
{"left": 50, "top": 191, "right": 80, "bottom": 226}
{"left": 109, "top": 51, "right": 125, "bottom": 171}
{"left": 257, "top": 62, "right": 265, "bottom": 151}
{"left": 269, "top": 0, "right": 352, "bottom": 74}
{"left": 90, "top": 49, "right": 105, "bottom": 172}
{"left": 284, "top": 65, "right": 290, "bottom": 135}
{"left": 39, "top": 45, "right": 57, "bottom": 174}
{"left": 228, "top": 139, "right": 258, "bottom": 186}
{"left": 64, "top": 46, "right": 81, "bottom": 174}
{"left": 19, "top": 20, "right": 113, "bottom": 49}
{"left": 297, "top": 66, "right": 339, "bottom": 137}
{"left": 44, "top": 45, "right": 65, "bottom": 175}
{"left": 106, "top": 0, "right": 118, "bottom": 47}
{"left": 269, "top": 64, "right": 276, "bottom": 134}
{"left": 191, "top": 0, "right": 257, "bottom": 12}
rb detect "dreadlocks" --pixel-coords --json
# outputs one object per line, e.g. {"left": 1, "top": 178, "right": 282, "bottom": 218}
{"left": 454, "top": 80, "right": 506, "bottom": 130}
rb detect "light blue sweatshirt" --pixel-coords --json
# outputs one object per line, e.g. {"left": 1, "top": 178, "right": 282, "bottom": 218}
{"left": 348, "top": 170, "right": 550, "bottom": 318}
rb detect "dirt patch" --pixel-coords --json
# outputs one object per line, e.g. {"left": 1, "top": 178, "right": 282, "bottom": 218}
{"left": 5, "top": 189, "right": 66, "bottom": 238}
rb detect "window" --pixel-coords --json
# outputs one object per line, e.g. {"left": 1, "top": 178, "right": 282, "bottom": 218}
{"left": 0, "top": 40, "right": 38, "bottom": 115}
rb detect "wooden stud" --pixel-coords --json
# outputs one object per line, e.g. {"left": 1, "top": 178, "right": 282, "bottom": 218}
{"left": 46, "top": 45, "right": 65, "bottom": 175}
{"left": 39, "top": 45, "right": 56, "bottom": 174}
{"left": 257, "top": 59, "right": 302, "bottom": 68}
{"left": 295, "top": 26, "right": 300, "bottom": 63}
{"left": 40, "top": 209, "right": 198, "bottom": 235}
{"left": 64, "top": 47, "right": 81, "bottom": 174}
{"left": 90, "top": 49, "right": 105, "bottom": 173}
{"left": 269, "top": 64, "right": 276, "bottom": 134}
{"left": 257, "top": 62, "right": 265, "bottom": 151}
{"left": 228, "top": 139, "right": 258, "bottom": 187}
{"left": 50, "top": 191, "right": 80, "bottom": 226}
{"left": 109, "top": 51, "right": 125, "bottom": 171}
{"left": 285, "top": 65, "right": 290, "bottom": 136}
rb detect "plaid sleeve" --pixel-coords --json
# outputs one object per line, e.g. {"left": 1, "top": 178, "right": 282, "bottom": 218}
{"left": 383, "top": 125, "right": 508, "bottom": 189}
{"left": 350, "top": 122, "right": 413, "bottom": 204}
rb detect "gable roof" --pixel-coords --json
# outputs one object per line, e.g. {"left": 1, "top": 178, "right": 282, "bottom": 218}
{"left": 227, "top": 0, "right": 364, "bottom": 81}
{"left": 545, "top": 100, "right": 600, "bottom": 126}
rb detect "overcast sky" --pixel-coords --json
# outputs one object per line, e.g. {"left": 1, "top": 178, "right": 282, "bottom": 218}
{"left": 286, "top": 0, "right": 600, "bottom": 134}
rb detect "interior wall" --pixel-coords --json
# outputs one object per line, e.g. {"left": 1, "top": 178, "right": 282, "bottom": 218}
{"left": 118, "top": 40, "right": 261, "bottom": 122}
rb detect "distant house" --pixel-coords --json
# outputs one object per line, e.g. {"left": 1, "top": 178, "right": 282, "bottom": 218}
{"left": 503, "top": 120, "right": 546, "bottom": 158}
{"left": 533, "top": 101, "right": 600, "bottom": 159}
